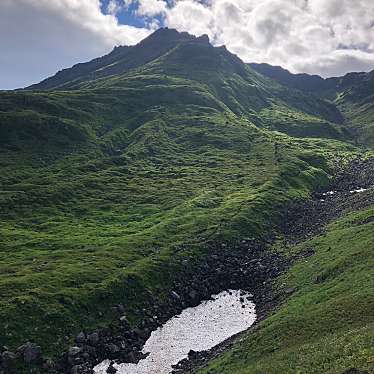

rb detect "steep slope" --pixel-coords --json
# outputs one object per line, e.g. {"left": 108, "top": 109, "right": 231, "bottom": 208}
{"left": 249, "top": 62, "right": 372, "bottom": 96}
{"left": 249, "top": 62, "right": 334, "bottom": 94}
{"left": 25, "top": 28, "right": 348, "bottom": 142}
{"left": 250, "top": 63, "right": 374, "bottom": 147}
{"left": 199, "top": 162, "right": 374, "bottom": 374}
{"left": 0, "top": 92, "right": 345, "bottom": 364}
{"left": 0, "top": 28, "right": 369, "bottom": 372}
{"left": 27, "top": 28, "right": 206, "bottom": 91}
{"left": 335, "top": 71, "right": 374, "bottom": 147}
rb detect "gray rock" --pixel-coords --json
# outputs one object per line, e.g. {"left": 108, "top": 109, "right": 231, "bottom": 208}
{"left": 125, "top": 351, "right": 137, "bottom": 363}
{"left": 1, "top": 351, "right": 16, "bottom": 367}
{"left": 43, "top": 359, "right": 55, "bottom": 370}
{"left": 284, "top": 287, "right": 296, "bottom": 295}
{"left": 107, "top": 343, "right": 120, "bottom": 354}
{"left": 16, "top": 342, "right": 41, "bottom": 363}
{"left": 188, "top": 289, "right": 198, "bottom": 300}
{"left": 68, "top": 346, "right": 81, "bottom": 356}
{"left": 116, "top": 304, "right": 125, "bottom": 314}
{"left": 87, "top": 332, "right": 99, "bottom": 345}
{"left": 170, "top": 291, "right": 181, "bottom": 300}
{"left": 76, "top": 332, "right": 86, "bottom": 344}
{"left": 71, "top": 365, "right": 82, "bottom": 374}
{"left": 107, "top": 362, "right": 118, "bottom": 374}
{"left": 23, "top": 342, "right": 41, "bottom": 363}
{"left": 119, "top": 315, "right": 129, "bottom": 325}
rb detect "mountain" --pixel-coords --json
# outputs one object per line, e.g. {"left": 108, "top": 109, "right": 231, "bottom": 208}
{"left": 249, "top": 62, "right": 334, "bottom": 93}
{"left": 28, "top": 28, "right": 201, "bottom": 90}
{"left": 249, "top": 62, "right": 374, "bottom": 95}
{"left": 250, "top": 62, "right": 374, "bottom": 146}
{"left": 0, "top": 28, "right": 373, "bottom": 373}
{"left": 16, "top": 29, "right": 348, "bottom": 144}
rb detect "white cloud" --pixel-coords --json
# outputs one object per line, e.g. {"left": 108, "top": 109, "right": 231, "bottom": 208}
{"left": 161, "top": 0, "right": 374, "bottom": 77}
{"left": 1, "top": 0, "right": 374, "bottom": 89}
{"left": 294, "top": 49, "right": 374, "bottom": 78}
{"left": 166, "top": 1, "right": 215, "bottom": 38}
{"left": 137, "top": 0, "right": 167, "bottom": 17}
{"left": 0, "top": 0, "right": 151, "bottom": 89}
{"left": 107, "top": 0, "right": 122, "bottom": 15}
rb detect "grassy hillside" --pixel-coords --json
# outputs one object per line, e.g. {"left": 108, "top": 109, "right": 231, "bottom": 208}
{"left": 200, "top": 204, "right": 374, "bottom": 374}
{"left": 0, "top": 28, "right": 370, "bottom": 368}
{"left": 1, "top": 90, "right": 351, "bottom": 356}
{"left": 250, "top": 62, "right": 374, "bottom": 148}
{"left": 336, "top": 93, "right": 374, "bottom": 148}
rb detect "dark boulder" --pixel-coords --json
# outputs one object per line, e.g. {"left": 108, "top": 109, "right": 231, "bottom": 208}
{"left": 106, "top": 344, "right": 120, "bottom": 355}
{"left": 16, "top": 342, "right": 41, "bottom": 363}
{"left": 342, "top": 369, "right": 369, "bottom": 374}
{"left": 106, "top": 361, "right": 117, "bottom": 374}
{"left": 1, "top": 350, "right": 16, "bottom": 368}
{"left": 68, "top": 346, "right": 82, "bottom": 357}
{"left": 76, "top": 332, "right": 86, "bottom": 344}
{"left": 188, "top": 289, "right": 198, "bottom": 301}
{"left": 170, "top": 291, "right": 181, "bottom": 300}
{"left": 87, "top": 332, "right": 100, "bottom": 346}
{"left": 116, "top": 304, "right": 125, "bottom": 314}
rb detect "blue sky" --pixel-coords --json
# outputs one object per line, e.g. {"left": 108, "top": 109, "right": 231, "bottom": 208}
{"left": 1, "top": 0, "right": 374, "bottom": 89}
{"left": 100, "top": 0, "right": 149, "bottom": 27}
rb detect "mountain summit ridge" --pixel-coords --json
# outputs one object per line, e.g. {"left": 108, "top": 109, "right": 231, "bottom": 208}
{"left": 27, "top": 28, "right": 211, "bottom": 91}
{"left": 28, "top": 28, "right": 374, "bottom": 94}
{"left": 249, "top": 62, "right": 374, "bottom": 95}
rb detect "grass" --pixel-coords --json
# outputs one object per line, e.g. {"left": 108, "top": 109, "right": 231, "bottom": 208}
{"left": 0, "top": 30, "right": 369, "bottom": 365}
{"left": 200, "top": 206, "right": 374, "bottom": 374}
{"left": 0, "top": 101, "right": 343, "bottom": 357}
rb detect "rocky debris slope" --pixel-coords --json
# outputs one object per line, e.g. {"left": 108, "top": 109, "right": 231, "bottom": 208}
{"left": 1, "top": 158, "right": 372, "bottom": 374}
{"left": 0, "top": 237, "right": 287, "bottom": 374}
{"left": 281, "top": 157, "right": 374, "bottom": 245}
{"left": 171, "top": 157, "right": 374, "bottom": 374}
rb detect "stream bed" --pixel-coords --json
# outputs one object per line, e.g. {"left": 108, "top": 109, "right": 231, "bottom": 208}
{"left": 94, "top": 289, "right": 256, "bottom": 374}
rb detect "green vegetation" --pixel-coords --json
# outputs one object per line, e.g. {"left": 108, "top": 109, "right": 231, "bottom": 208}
{"left": 0, "top": 95, "right": 344, "bottom": 356}
{"left": 336, "top": 92, "right": 374, "bottom": 148}
{"left": 200, "top": 206, "right": 374, "bottom": 374}
{"left": 0, "top": 28, "right": 372, "bottom": 365}
{"left": 249, "top": 62, "right": 374, "bottom": 148}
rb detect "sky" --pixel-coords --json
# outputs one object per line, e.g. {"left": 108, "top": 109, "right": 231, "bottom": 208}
{"left": 1, "top": 0, "right": 374, "bottom": 89}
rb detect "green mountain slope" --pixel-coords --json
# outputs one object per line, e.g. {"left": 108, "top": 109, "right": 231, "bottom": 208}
{"left": 27, "top": 28, "right": 201, "bottom": 91}
{"left": 335, "top": 71, "right": 374, "bottom": 147}
{"left": 0, "top": 28, "right": 372, "bottom": 371}
{"left": 21, "top": 29, "right": 349, "bottom": 144}
{"left": 250, "top": 63, "right": 374, "bottom": 147}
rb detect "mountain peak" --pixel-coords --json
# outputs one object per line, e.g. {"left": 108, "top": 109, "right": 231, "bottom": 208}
{"left": 138, "top": 28, "right": 210, "bottom": 47}
{"left": 27, "top": 28, "right": 213, "bottom": 91}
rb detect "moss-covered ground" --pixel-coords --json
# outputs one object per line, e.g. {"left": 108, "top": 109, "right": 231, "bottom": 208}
{"left": 1, "top": 99, "right": 351, "bottom": 356}
{"left": 0, "top": 30, "right": 370, "bottom": 365}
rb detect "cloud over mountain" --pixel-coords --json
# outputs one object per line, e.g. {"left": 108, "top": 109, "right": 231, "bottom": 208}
{"left": 161, "top": 0, "right": 374, "bottom": 78}
{"left": 1, "top": 0, "right": 374, "bottom": 89}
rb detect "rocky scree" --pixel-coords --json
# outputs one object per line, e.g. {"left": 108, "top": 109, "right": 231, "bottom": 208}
{"left": 169, "top": 157, "right": 374, "bottom": 374}
{"left": 0, "top": 237, "right": 287, "bottom": 374}
{"left": 2, "top": 157, "right": 372, "bottom": 374}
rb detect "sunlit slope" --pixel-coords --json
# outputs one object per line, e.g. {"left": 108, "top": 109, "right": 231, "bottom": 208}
{"left": 0, "top": 28, "right": 362, "bottom": 358}
{"left": 250, "top": 62, "right": 374, "bottom": 147}
{"left": 27, "top": 28, "right": 350, "bottom": 142}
